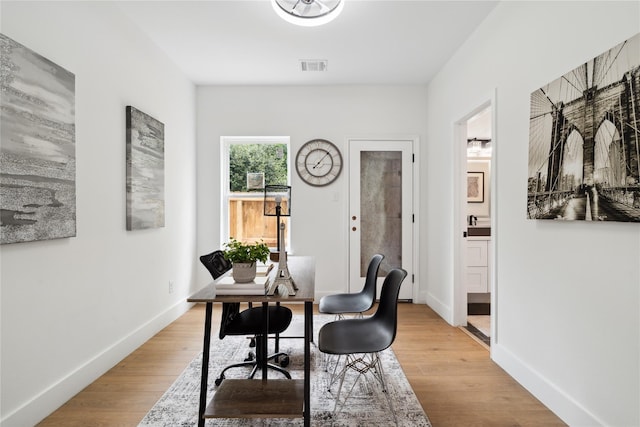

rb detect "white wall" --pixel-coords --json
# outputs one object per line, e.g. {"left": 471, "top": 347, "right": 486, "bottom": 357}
{"left": 424, "top": 2, "right": 639, "bottom": 426}
{"left": 0, "top": 3, "right": 196, "bottom": 426}
{"left": 196, "top": 85, "right": 427, "bottom": 298}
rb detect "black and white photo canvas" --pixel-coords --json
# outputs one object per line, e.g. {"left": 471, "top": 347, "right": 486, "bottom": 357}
{"left": 126, "top": 106, "right": 165, "bottom": 230}
{"left": 0, "top": 33, "right": 76, "bottom": 244}
{"left": 527, "top": 32, "right": 640, "bottom": 222}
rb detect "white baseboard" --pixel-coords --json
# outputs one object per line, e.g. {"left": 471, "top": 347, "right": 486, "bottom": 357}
{"left": 491, "top": 343, "right": 604, "bottom": 426}
{"left": 424, "top": 291, "right": 453, "bottom": 325}
{"left": 0, "top": 300, "right": 193, "bottom": 427}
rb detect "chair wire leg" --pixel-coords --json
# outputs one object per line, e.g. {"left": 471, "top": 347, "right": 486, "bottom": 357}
{"left": 325, "top": 354, "right": 343, "bottom": 389}
{"left": 329, "top": 352, "right": 397, "bottom": 425}
{"left": 332, "top": 353, "right": 369, "bottom": 415}
{"left": 332, "top": 354, "right": 360, "bottom": 414}
{"left": 371, "top": 353, "right": 398, "bottom": 425}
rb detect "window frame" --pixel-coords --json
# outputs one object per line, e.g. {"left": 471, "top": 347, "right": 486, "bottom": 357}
{"left": 220, "top": 136, "right": 291, "bottom": 249}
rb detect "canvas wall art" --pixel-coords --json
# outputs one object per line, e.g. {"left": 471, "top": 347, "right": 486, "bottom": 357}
{"left": 126, "top": 106, "right": 165, "bottom": 230}
{"left": 0, "top": 33, "right": 76, "bottom": 244}
{"left": 467, "top": 172, "right": 484, "bottom": 203}
{"left": 527, "top": 32, "right": 640, "bottom": 222}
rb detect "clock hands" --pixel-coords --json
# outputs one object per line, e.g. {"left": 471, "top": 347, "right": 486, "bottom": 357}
{"left": 312, "top": 150, "right": 331, "bottom": 169}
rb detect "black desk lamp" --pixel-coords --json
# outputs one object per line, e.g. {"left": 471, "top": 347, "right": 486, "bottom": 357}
{"left": 263, "top": 185, "right": 291, "bottom": 253}
{"left": 264, "top": 185, "right": 295, "bottom": 295}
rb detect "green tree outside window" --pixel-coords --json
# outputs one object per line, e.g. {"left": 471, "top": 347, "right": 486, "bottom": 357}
{"left": 229, "top": 144, "right": 288, "bottom": 192}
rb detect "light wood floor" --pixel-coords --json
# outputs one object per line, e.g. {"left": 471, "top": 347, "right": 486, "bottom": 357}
{"left": 37, "top": 303, "right": 565, "bottom": 426}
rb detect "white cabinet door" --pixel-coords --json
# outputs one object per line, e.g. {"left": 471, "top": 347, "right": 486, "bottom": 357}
{"left": 466, "top": 240, "right": 488, "bottom": 292}
{"left": 467, "top": 240, "right": 488, "bottom": 266}
{"left": 466, "top": 266, "right": 488, "bottom": 293}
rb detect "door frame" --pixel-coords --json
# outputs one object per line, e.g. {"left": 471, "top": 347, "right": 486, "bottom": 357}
{"left": 453, "top": 95, "right": 498, "bottom": 346}
{"left": 347, "top": 136, "right": 419, "bottom": 302}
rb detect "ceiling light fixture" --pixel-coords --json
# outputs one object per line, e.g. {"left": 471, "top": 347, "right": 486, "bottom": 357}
{"left": 271, "top": 0, "right": 344, "bottom": 27}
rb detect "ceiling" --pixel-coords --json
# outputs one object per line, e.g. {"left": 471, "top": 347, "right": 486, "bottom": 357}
{"left": 117, "top": 0, "right": 498, "bottom": 86}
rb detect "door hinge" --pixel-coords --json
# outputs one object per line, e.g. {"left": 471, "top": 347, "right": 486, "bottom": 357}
{"left": 412, "top": 214, "right": 415, "bottom": 223}
{"left": 412, "top": 274, "right": 415, "bottom": 283}
{"left": 412, "top": 153, "right": 415, "bottom": 162}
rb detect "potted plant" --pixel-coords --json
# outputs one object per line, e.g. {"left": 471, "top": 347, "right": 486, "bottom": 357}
{"left": 222, "top": 237, "right": 270, "bottom": 283}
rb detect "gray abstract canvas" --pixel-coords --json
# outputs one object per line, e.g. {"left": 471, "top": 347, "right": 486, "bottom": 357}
{"left": 126, "top": 106, "right": 164, "bottom": 230}
{"left": 0, "top": 33, "right": 76, "bottom": 244}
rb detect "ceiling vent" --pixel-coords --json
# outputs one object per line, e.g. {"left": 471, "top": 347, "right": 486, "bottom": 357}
{"left": 300, "top": 59, "right": 328, "bottom": 72}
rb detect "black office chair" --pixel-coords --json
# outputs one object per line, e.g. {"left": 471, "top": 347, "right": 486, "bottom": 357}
{"left": 318, "top": 268, "right": 407, "bottom": 422}
{"left": 318, "top": 253, "right": 384, "bottom": 318}
{"left": 199, "top": 250, "right": 293, "bottom": 386}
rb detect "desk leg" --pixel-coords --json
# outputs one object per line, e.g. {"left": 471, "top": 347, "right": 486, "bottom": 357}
{"left": 197, "top": 302, "right": 213, "bottom": 427}
{"left": 262, "top": 301, "right": 269, "bottom": 381}
{"left": 304, "top": 301, "right": 311, "bottom": 427}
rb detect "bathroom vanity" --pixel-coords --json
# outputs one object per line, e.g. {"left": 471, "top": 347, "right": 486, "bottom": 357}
{"left": 466, "top": 230, "right": 491, "bottom": 293}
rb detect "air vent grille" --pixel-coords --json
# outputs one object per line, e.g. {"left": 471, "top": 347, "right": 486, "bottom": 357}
{"left": 300, "top": 59, "right": 328, "bottom": 72}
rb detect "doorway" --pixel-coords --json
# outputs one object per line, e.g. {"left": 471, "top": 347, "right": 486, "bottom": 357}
{"left": 348, "top": 138, "right": 414, "bottom": 301}
{"left": 454, "top": 101, "right": 495, "bottom": 347}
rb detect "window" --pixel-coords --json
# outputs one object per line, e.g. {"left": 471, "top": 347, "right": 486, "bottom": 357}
{"left": 221, "top": 136, "right": 290, "bottom": 249}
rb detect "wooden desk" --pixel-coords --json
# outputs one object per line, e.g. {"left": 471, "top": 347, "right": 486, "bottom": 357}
{"left": 188, "top": 256, "right": 315, "bottom": 427}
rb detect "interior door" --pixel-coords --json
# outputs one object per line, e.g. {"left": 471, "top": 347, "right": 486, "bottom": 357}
{"left": 349, "top": 139, "right": 413, "bottom": 301}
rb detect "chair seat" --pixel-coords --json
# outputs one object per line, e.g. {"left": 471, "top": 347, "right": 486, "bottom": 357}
{"left": 319, "top": 293, "right": 372, "bottom": 314}
{"left": 224, "top": 305, "right": 292, "bottom": 336}
{"left": 318, "top": 317, "right": 394, "bottom": 355}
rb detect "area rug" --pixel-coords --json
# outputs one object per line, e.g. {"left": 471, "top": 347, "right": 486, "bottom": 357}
{"left": 139, "top": 315, "right": 431, "bottom": 426}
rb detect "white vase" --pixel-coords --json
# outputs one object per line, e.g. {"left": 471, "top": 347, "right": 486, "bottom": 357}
{"left": 232, "top": 262, "right": 257, "bottom": 283}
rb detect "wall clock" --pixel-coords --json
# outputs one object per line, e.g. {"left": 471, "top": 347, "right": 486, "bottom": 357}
{"left": 295, "top": 139, "right": 343, "bottom": 187}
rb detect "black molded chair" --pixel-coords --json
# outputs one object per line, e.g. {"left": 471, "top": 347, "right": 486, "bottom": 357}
{"left": 318, "top": 268, "right": 407, "bottom": 422}
{"left": 199, "top": 250, "right": 292, "bottom": 386}
{"left": 318, "top": 253, "right": 384, "bottom": 318}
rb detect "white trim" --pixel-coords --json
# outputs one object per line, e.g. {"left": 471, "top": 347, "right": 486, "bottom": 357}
{"left": 425, "top": 291, "right": 451, "bottom": 321}
{"left": 452, "top": 97, "right": 496, "bottom": 327}
{"left": 0, "top": 300, "right": 192, "bottom": 427}
{"left": 488, "top": 87, "right": 498, "bottom": 348}
{"left": 453, "top": 118, "right": 469, "bottom": 326}
{"left": 492, "top": 343, "right": 604, "bottom": 426}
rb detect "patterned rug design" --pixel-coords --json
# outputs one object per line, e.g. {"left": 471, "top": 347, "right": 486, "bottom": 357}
{"left": 139, "top": 315, "right": 430, "bottom": 426}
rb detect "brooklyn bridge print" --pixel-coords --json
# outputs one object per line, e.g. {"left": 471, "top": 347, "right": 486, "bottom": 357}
{"left": 527, "top": 32, "right": 640, "bottom": 222}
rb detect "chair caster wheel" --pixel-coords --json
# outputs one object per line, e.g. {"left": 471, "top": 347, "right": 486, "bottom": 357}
{"left": 249, "top": 338, "right": 256, "bottom": 347}
{"left": 215, "top": 376, "right": 224, "bottom": 386}
{"left": 280, "top": 356, "right": 290, "bottom": 367}
{"left": 244, "top": 352, "right": 255, "bottom": 362}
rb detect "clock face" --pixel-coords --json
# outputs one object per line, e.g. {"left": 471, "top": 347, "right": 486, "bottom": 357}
{"left": 296, "top": 139, "right": 342, "bottom": 187}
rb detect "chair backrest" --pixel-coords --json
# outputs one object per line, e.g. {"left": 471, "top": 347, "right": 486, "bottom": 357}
{"left": 199, "top": 250, "right": 236, "bottom": 339}
{"left": 360, "top": 253, "right": 385, "bottom": 307}
{"left": 199, "top": 250, "right": 232, "bottom": 280}
{"left": 372, "top": 268, "right": 407, "bottom": 347}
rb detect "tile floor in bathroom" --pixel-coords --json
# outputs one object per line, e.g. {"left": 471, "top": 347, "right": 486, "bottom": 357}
{"left": 466, "top": 315, "right": 490, "bottom": 347}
